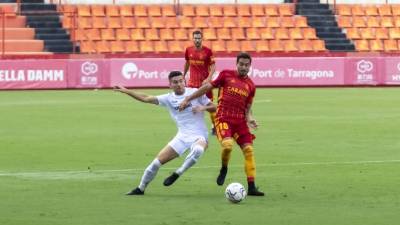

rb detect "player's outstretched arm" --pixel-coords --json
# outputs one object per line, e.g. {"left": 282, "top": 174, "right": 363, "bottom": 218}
{"left": 192, "top": 102, "right": 216, "bottom": 114}
{"left": 113, "top": 86, "right": 159, "bottom": 105}
{"left": 203, "top": 63, "right": 216, "bottom": 85}
{"left": 179, "top": 83, "right": 213, "bottom": 111}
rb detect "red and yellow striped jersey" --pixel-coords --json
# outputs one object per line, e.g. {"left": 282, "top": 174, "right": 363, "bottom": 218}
{"left": 185, "top": 45, "right": 215, "bottom": 88}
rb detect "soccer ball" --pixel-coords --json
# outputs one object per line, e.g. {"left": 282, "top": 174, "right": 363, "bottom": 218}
{"left": 225, "top": 182, "right": 247, "bottom": 203}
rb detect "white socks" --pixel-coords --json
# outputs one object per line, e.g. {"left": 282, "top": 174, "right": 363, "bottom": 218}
{"left": 175, "top": 145, "right": 205, "bottom": 176}
{"left": 138, "top": 158, "right": 161, "bottom": 191}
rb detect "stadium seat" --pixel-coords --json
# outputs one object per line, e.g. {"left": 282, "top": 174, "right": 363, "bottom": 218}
{"left": 384, "top": 39, "right": 398, "bottom": 51}
{"left": 139, "top": 41, "right": 154, "bottom": 53}
{"left": 145, "top": 28, "right": 160, "bottom": 40}
{"left": 168, "top": 41, "right": 184, "bottom": 52}
{"left": 134, "top": 5, "right": 147, "bottom": 17}
{"left": 289, "top": 28, "right": 303, "bottom": 39}
{"left": 151, "top": 17, "right": 165, "bottom": 28}
{"left": 179, "top": 17, "right": 193, "bottom": 28}
{"left": 251, "top": 17, "right": 265, "bottom": 28}
{"left": 369, "top": 39, "right": 384, "bottom": 51}
{"left": 208, "top": 17, "right": 223, "bottom": 28}
{"left": 210, "top": 5, "right": 223, "bottom": 17}
{"left": 251, "top": 5, "right": 265, "bottom": 17}
{"left": 174, "top": 28, "right": 189, "bottom": 40}
{"left": 182, "top": 5, "right": 195, "bottom": 17}
{"left": 366, "top": 17, "right": 380, "bottom": 28}
{"left": 266, "top": 17, "right": 280, "bottom": 28}
{"left": 159, "top": 28, "right": 174, "bottom": 40}
{"left": 269, "top": 40, "right": 284, "bottom": 52}
{"left": 148, "top": 5, "right": 162, "bottom": 17}
{"left": 130, "top": 28, "right": 145, "bottom": 40}
{"left": 203, "top": 28, "right": 217, "bottom": 40}
{"left": 77, "top": 5, "right": 91, "bottom": 17}
{"left": 359, "top": 28, "right": 375, "bottom": 39}
{"left": 365, "top": 6, "right": 379, "bottom": 16}
{"left": 312, "top": 40, "right": 326, "bottom": 51}
{"left": 91, "top": 5, "right": 105, "bottom": 17}
{"left": 136, "top": 17, "right": 150, "bottom": 28}
{"left": 223, "top": 17, "right": 237, "bottom": 28}
{"left": 303, "top": 28, "right": 317, "bottom": 39}
{"left": 259, "top": 28, "right": 274, "bottom": 40}
{"left": 298, "top": 39, "right": 314, "bottom": 52}
{"left": 110, "top": 40, "right": 125, "bottom": 53}
{"left": 217, "top": 28, "right": 231, "bottom": 40}
{"left": 389, "top": 28, "right": 400, "bottom": 39}
{"left": 336, "top": 5, "right": 352, "bottom": 16}
{"left": 96, "top": 41, "right": 111, "bottom": 53}
{"left": 80, "top": 41, "right": 95, "bottom": 53}
{"left": 211, "top": 40, "right": 226, "bottom": 52}
{"left": 165, "top": 17, "right": 179, "bottom": 28}
{"left": 275, "top": 28, "right": 289, "bottom": 39}
{"left": 294, "top": 16, "right": 308, "bottom": 27}
{"left": 106, "top": 5, "right": 119, "bottom": 17}
{"left": 352, "top": 17, "right": 366, "bottom": 27}
{"left": 236, "top": 5, "right": 250, "bottom": 17}
{"left": 78, "top": 17, "right": 92, "bottom": 29}
{"left": 226, "top": 40, "right": 241, "bottom": 52}
{"left": 240, "top": 40, "right": 255, "bottom": 52}
{"left": 381, "top": 17, "right": 394, "bottom": 28}
{"left": 376, "top": 28, "right": 389, "bottom": 39}
{"left": 255, "top": 40, "right": 269, "bottom": 52}
{"left": 116, "top": 28, "right": 131, "bottom": 40}
{"left": 101, "top": 28, "right": 116, "bottom": 40}
{"left": 86, "top": 29, "right": 101, "bottom": 40}
{"left": 237, "top": 17, "right": 252, "bottom": 28}
{"left": 193, "top": 17, "right": 208, "bottom": 28}
{"left": 121, "top": 17, "right": 135, "bottom": 28}
{"left": 162, "top": 5, "right": 176, "bottom": 17}
{"left": 351, "top": 5, "right": 365, "bottom": 16}
{"left": 125, "top": 40, "right": 140, "bottom": 52}
{"left": 278, "top": 4, "right": 293, "bottom": 16}
{"left": 196, "top": 5, "right": 209, "bottom": 17}
{"left": 346, "top": 28, "right": 361, "bottom": 39}
{"left": 108, "top": 17, "right": 122, "bottom": 28}
{"left": 281, "top": 17, "right": 295, "bottom": 28}
{"left": 120, "top": 5, "right": 134, "bottom": 17}
{"left": 231, "top": 28, "right": 246, "bottom": 40}
{"left": 354, "top": 40, "right": 369, "bottom": 51}
{"left": 246, "top": 28, "right": 261, "bottom": 40}
{"left": 216, "top": 5, "right": 234, "bottom": 17}
{"left": 378, "top": 5, "right": 392, "bottom": 16}
{"left": 283, "top": 40, "right": 298, "bottom": 52}
{"left": 337, "top": 16, "right": 352, "bottom": 28}
{"left": 265, "top": 5, "right": 279, "bottom": 16}
{"left": 154, "top": 41, "right": 169, "bottom": 52}
{"left": 392, "top": 5, "right": 400, "bottom": 16}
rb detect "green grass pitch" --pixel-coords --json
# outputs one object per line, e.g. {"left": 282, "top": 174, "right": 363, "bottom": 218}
{"left": 0, "top": 88, "right": 399, "bottom": 225}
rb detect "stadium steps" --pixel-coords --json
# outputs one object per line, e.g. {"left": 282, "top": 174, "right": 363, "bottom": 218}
{"left": 296, "top": 0, "right": 355, "bottom": 51}
{"left": 20, "top": 1, "right": 77, "bottom": 53}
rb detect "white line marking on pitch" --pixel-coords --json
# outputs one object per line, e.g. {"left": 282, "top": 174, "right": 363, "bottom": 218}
{"left": 254, "top": 99, "right": 271, "bottom": 103}
{"left": 1, "top": 159, "right": 399, "bottom": 178}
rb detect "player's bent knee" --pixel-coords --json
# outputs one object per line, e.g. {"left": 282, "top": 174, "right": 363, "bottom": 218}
{"left": 191, "top": 145, "right": 205, "bottom": 159}
{"left": 242, "top": 145, "right": 254, "bottom": 157}
{"left": 221, "top": 138, "right": 234, "bottom": 151}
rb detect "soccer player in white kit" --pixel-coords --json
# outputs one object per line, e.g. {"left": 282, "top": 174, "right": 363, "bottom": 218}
{"left": 114, "top": 71, "right": 216, "bottom": 195}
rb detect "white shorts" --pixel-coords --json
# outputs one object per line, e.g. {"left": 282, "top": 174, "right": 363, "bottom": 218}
{"left": 168, "top": 133, "right": 208, "bottom": 156}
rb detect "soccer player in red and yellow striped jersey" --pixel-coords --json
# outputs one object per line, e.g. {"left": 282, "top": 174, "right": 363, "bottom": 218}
{"left": 184, "top": 30, "right": 216, "bottom": 132}
{"left": 179, "top": 52, "right": 264, "bottom": 196}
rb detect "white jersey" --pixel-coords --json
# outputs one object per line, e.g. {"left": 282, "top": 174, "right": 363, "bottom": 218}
{"left": 157, "top": 88, "right": 210, "bottom": 137}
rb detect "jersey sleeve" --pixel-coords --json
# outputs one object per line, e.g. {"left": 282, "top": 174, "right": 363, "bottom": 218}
{"left": 211, "top": 70, "right": 226, "bottom": 88}
{"left": 208, "top": 48, "right": 215, "bottom": 65}
{"left": 156, "top": 94, "right": 169, "bottom": 107}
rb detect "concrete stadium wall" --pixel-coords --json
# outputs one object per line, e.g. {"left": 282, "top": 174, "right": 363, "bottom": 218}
{"left": 1, "top": 56, "right": 400, "bottom": 90}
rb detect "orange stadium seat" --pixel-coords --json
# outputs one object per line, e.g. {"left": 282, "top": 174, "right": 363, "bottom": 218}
{"left": 251, "top": 5, "right": 265, "bottom": 17}
{"left": 120, "top": 5, "right": 133, "bottom": 17}
{"left": 366, "top": 17, "right": 380, "bottom": 28}
{"left": 91, "top": 5, "right": 105, "bottom": 17}
{"left": 246, "top": 28, "right": 261, "bottom": 40}
{"left": 269, "top": 40, "right": 284, "bottom": 52}
{"left": 298, "top": 39, "right": 314, "bottom": 52}
{"left": 121, "top": 17, "right": 135, "bottom": 28}
{"left": 365, "top": 5, "right": 379, "bottom": 16}
{"left": 136, "top": 17, "right": 150, "bottom": 28}
{"left": 86, "top": 29, "right": 101, "bottom": 40}
{"left": 222, "top": 5, "right": 237, "bottom": 17}
{"left": 110, "top": 40, "right": 125, "bottom": 53}
{"left": 359, "top": 28, "right": 375, "bottom": 39}
{"left": 203, "top": 28, "right": 217, "bottom": 40}
{"left": 389, "top": 28, "right": 400, "bottom": 39}
{"left": 223, "top": 17, "right": 237, "bottom": 28}
{"left": 180, "top": 17, "right": 194, "bottom": 28}
{"left": 370, "top": 39, "right": 384, "bottom": 51}
{"left": 116, "top": 28, "right": 131, "bottom": 40}
{"left": 384, "top": 39, "right": 398, "bottom": 51}
{"left": 106, "top": 5, "right": 119, "bottom": 17}
{"left": 162, "top": 5, "right": 176, "bottom": 17}
{"left": 226, "top": 40, "right": 241, "bottom": 52}
{"left": 393, "top": 6, "right": 400, "bottom": 17}
{"left": 281, "top": 17, "right": 295, "bottom": 28}
{"left": 255, "top": 40, "right": 269, "bottom": 52}
{"left": 251, "top": 17, "right": 265, "bottom": 28}
{"left": 394, "top": 17, "right": 400, "bottom": 27}
{"left": 208, "top": 17, "right": 223, "bottom": 28}
{"left": 337, "top": 16, "right": 352, "bottom": 28}
{"left": 211, "top": 40, "right": 226, "bottom": 52}
{"left": 278, "top": 4, "right": 293, "bottom": 16}
{"left": 92, "top": 17, "right": 106, "bottom": 29}
{"left": 134, "top": 5, "right": 147, "bottom": 17}
{"left": 148, "top": 5, "right": 162, "bottom": 17}
{"left": 62, "top": 17, "right": 74, "bottom": 29}
{"left": 231, "top": 28, "right": 246, "bottom": 40}
{"left": 61, "top": 5, "right": 76, "bottom": 14}
{"left": 303, "top": 27, "right": 317, "bottom": 39}
{"left": 217, "top": 28, "right": 231, "bottom": 40}
{"left": 240, "top": 40, "right": 255, "bottom": 52}
{"left": 108, "top": 17, "right": 122, "bottom": 28}
{"left": 378, "top": 5, "right": 392, "bottom": 16}
{"left": 77, "top": 17, "right": 91, "bottom": 28}
{"left": 130, "top": 28, "right": 145, "bottom": 40}
{"left": 352, "top": 16, "right": 366, "bottom": 27}
{"left": 101, "top": 28, "right": 116, "bottom": 40}
{"left": 312, "top": 40, "right": 326, "bottom": 51}
{"left": 77, "top": 5, "right": 91, "bottom": 17}
{"left": 96, "top": 41, "right": 111, "bottom": 53}
{"left": 275, "top": 28, "right": 289, "bottom": 39}
{"left": 265, "top": 5, "right": 279, "bottom": 16}
{"left": 351, "top": 5, "right": 365, "bottom": 16}
{"left": 266, "top": 17, "right": 280, "bottom": 27}
{"left": 336, "top": 5, "right": 352, "bottom": 16}
{"left": 236, "top": 5, "right": 250, "bottom": 17}
{"left": 165, "top": 17, "right": 179, "bottom": 28}
{"left": 283, "top": 40, "right": 298, "bottom": 52}
{"left": 139, "top": 41, "right": 154, "bottom": 53}
{"left": 174, "top": 28, "right": 188, "bottom": 40}
{"left": 346, "top": 28, "right": 361, "bottom": 39}
{"left": 151, "top": 17, "right": 165, "bottom": 28}
{"left": 168, "top": 41, "right": 184, "bottom": 52}
{"left": 182, "top": 5, "right": 195, "bottom": 17}
{"left": 154, "top": 41, "right": 169, "bottom": 52}
{"left": 237, "top": 17, "right": 252, "bottom": 28}
{"left": 376, "top": 28, "right": 389, "bottom": 39}
{"left": 289, "top": 28, "right": 303, "bottom": 39}
{"left": 294, "top": 16, "right": 308, "bottom": 27}
{"left": 193, "top": 17, "right": 208, "bottom": 28}
{"left": 210, "top": 5, "right": 223, "bottom": 17}
{"left": 80, "top": 41, "right": 95, "bottom": 53}
{"left": 159, "top": 28, "right": 174, "bottom": 40}
{"left": 196, "top": 5, "right": 209, "bottom": 17}
{"left": 381, "top": 17, "right": 394, "bottom": 28}
{"left": 259, "top": 28, "right": 274, "bottom": 40}
{"left": 125, "top": 40, "right": 140, "bottom": 52}
{"left": 145, "top": 28, "right": 160, "bottom": 40}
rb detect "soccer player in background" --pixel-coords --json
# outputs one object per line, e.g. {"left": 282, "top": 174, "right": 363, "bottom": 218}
{"left": 114, "top": 71, "right": 216, "bottom": 195}
{"left": 179, "top": 52, "right": 264, "bottom": 196}
{"left": 184, "top": 30, "right": 217, "bottom": 133}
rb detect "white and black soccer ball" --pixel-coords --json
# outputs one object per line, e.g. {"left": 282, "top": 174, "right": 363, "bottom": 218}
{"left": 225, "top": 182, "right": 247, "bottom": 203}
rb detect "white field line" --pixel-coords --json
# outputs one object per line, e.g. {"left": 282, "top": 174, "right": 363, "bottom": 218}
{"left": 1, "top": 159, "right": 400, "bottom": 178}
{"left": 254, "top": 99, "right": 271, "bottom": 103}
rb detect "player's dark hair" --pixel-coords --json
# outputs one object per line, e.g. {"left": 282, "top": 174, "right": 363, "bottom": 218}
{"left": 168, "top": 71, "right": 183, "bottom": 80}
{"left": 236, "top": 52, "right": 252, "bottom": 64}
{"left": 192, "top": 30, "right": 202, "bottom": 37}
